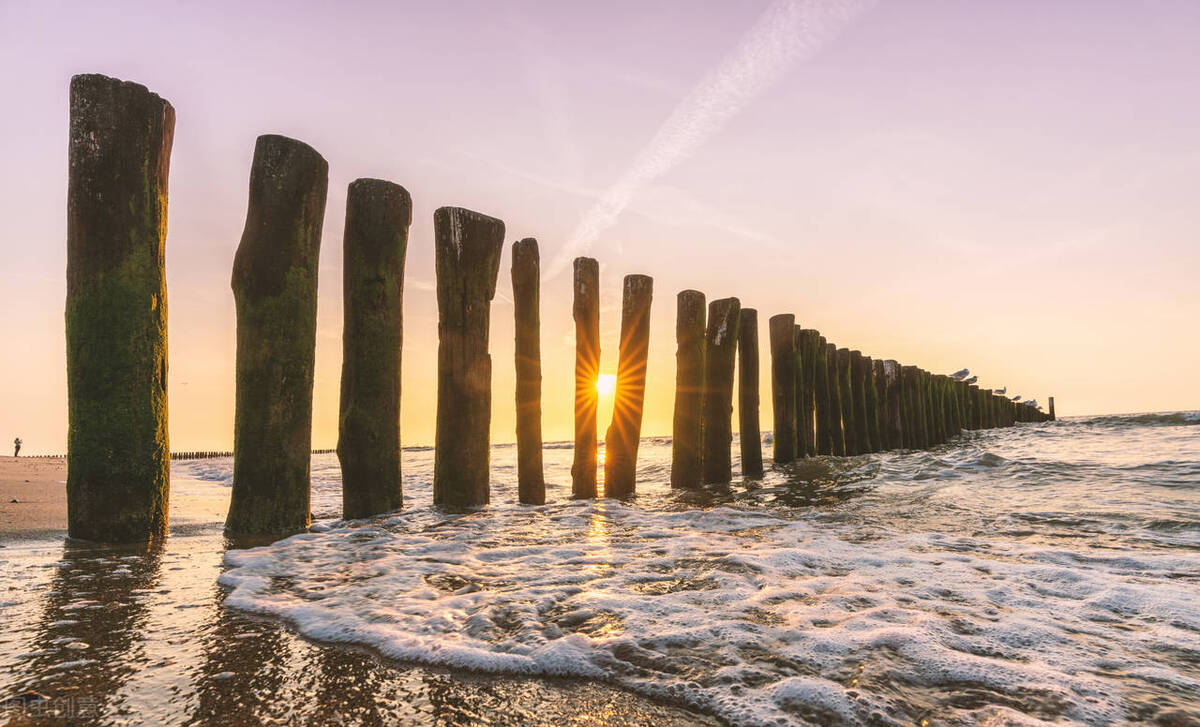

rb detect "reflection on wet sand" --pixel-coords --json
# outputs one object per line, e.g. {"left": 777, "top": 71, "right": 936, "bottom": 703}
{"left": 8, "top": 540, "right": 163, "bottom": 723}
{"left": 2, "top": 526, "right": 719, "bottom": 727}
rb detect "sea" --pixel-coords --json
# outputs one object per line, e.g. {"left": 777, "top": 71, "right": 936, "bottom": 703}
{"left": 2, "top": 412, "right": 1198, "bottom": 726}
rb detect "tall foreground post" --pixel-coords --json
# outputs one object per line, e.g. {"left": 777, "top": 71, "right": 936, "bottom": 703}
{"left": 702, "top": 298, "right": 741, "bottom": 483}
{"left": 738, "top": 309, "right": 763, "bottom": 478}
{"left": 671, "top": 291, "right": 706, "bottom": 488}
{"left": 338, "top": 179, "right": 410, "bottom": 519}
{"left": 228, "top": 135, "right": 328, "bottom": 534}
{"left": 66, "top": 74, "right": 175, "bottom": 542}
{"left": 511, "top": 239, "right": 545, "bottom": 505}
{"left": 768, "top": 314, "right": 797, "bottom": 464}
{"left": 432, "top": 207, "right": 505, "bottom": 507}
{"left": 604, "top": 275, "right": 653, "bottom": 497}
{"left": 572, "top": 258, "right": 600, "bottom": 498}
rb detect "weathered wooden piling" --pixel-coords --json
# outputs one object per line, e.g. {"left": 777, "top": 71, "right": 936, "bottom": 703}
{"left": 826, "top": 342, "right": 847, "bottom": 456}
{"left": 1048, "top": 397, "right": 1056, "bottom": 421}
{"left": 337, "top": 178, "right": 410, "bottom": 519}
{"left": 227, "top": 135, "right": 328, "bottom": 535}
{"left": 768, "top": 314, "right": 797, "bottom": 464}
{"left": 798, "top": 330, "right": 821, "bottom": 457}
{"left": 671, "top": 291, "right": 706, "bottom": 488}
{"left": 836, "top": 349, "right": 857, "bottom": 455}
{"left": 813, "top": 336, "right": 832, "bottom": 455}
{"left": 738, "top": 309, "right": 764, "bottom": 478}
{"left": 572, "top": 258, "right": 601, "bottom": 498}
{"left": 702, "top": 298, "right": 741, "bottom": 483}
{"left": 604, "top": 275, "right": 654, "bottom": 497}
{"left": 66, "top": 74, "right": 175, "bottom": 542}
{"left": 901, "top": 366, "right": 925, "bottom": 448}
{"left": 511, "top": 239, "right": 545, "bottom": 505}
{"left": 864, "top": 356, "right": 882, "bottom": 452}
{"left": 849, "top": 351, "right": 870, "bottom": 454}
{"left": 431, "top": 207, "right": 505, "bottom": 508}
{"left": 881, "top": 360, "right": 904, "bottom": 449}
{"left": 791, "top": 326, "right": 808, "bottom": 458}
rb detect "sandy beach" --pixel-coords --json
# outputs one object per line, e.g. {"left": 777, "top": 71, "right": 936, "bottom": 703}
{"left": 0, "top": 457, "right": 68, "bottom": 541}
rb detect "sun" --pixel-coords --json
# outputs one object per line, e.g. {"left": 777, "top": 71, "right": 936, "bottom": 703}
{"left": 596, "top": 374, "right": 617, "bottom": 397}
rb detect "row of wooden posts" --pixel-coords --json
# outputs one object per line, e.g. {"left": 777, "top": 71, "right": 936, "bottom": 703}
{"left": 63, "top": 74, "right": 1053, "bottom": 543}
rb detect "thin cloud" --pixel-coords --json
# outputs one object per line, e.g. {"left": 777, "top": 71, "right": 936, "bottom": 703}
{"left": 544, "top": 0, "right": 873, "bottom": 280}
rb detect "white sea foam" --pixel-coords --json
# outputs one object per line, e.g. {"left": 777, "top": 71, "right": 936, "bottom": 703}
{"left": 220, "top": 496, "right": 1200, "bottom": 726}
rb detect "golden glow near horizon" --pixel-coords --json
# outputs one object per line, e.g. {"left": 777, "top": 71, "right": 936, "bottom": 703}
{"left": 596, "top": 374, "right": 617, "bottom": 398}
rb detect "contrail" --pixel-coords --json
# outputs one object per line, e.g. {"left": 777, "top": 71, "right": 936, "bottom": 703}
{"left": 544, "top": 0, "right": 872, "bottom": 279}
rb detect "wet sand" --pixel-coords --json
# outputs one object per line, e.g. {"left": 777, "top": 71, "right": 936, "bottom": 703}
{"left": 0, "top": 457, "right": 69, "bottom": 541}
{"left": 0, "top": 459, "right": 721, "bottom": 726}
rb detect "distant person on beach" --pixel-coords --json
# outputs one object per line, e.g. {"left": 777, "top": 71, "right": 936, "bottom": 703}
{"left": 13, "top": 437, "right": 20, "bottom": 457}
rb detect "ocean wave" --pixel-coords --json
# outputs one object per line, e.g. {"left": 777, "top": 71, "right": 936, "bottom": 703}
{"left": 219, "top": 501, "right": 1200, "bottom": 726}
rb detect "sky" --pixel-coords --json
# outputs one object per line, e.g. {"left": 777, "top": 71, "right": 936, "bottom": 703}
{"left": 1, "top": 0, "right": 1198, "bottom": 454}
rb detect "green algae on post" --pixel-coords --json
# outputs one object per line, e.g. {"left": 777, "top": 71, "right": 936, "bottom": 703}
{"left": 432, "top": 207, "right": 505, "bottom": 508}
{"left": 227, "top": 134, "right": 328, "bottom": 535}
{"left": 66, "top": 74, "right": 175, "bottom": 542}
{"left": 337, "top": 179, "right": 409, "bottom": 519}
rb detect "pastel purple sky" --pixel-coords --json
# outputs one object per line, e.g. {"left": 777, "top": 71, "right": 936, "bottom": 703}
{"left": 2, "top": 0, "right": 1198, "bottom": 453}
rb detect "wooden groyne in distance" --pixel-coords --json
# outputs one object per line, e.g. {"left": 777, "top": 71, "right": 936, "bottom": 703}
{"left": 701, "top": 298, "right": 741, "bottom": 484}
{"left": 65, "top": 74, "right": 175, "bottom": 542}
{"left": 604, "top": 275, "right": 654, "bottom": 497}
{"left": 512, "top": 239, "right": 546, "bottom": 505}
{"left": 738, "top": 309, "right": 764, "bottom": 479}
{"left": 226, "top": 135, "right": 328, "bottom": 536}
{"left": 670, "top": 291, "right": 706, "bottom": 489}
{"left": 337, "top": 179, "right": 409, "bottom": 519}
{"left": 571, "top": 257, "right": 600, "bottom": 498}
{"left": 768, "top": 314, "right": 797, "bottom": 465}
{"left": 432, "top": 208, "right": 505, "bottom": 508}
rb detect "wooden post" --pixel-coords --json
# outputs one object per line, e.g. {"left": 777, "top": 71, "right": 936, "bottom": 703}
{"left": 66, "top": 74, "right": 175, "bottom": 542}
{"left": 902, "top": 366, "right": 925, "bottom": 448}
{"left": 864, "top": 356, "right": 882, "bottom": 452}
{"left": 702, "top": 298, "right": 741, "bottom": 483}
{"left": 337, "top": 179, "right": 409, "bottom": 519}
{"left": 798, "top": 330, "right": 821, "bottom": 457}
{"left": 671, "top": 290, "right": 706, "bottom": 488}
{"left": 790, "top": 326, "right": 807, "bottom": 458}
{"left": 1048, "top": 397, "right": 1056, "bottom": 421}
{"left": 882, "top": 360, "right": 903, "bottom": 449}
{"left": 227, "top": 135, "right": 328, "bottom": 535}
{"left": 738, "top": 309, "right": 764, "bottom": 478}
{"left": 572, "top": 258, "right": 600, "bottom": 498}
{"left": 849, "top": 351, "right": 870, "bottom": 454}
{"left": 511, "top": 238, "right": 545, "bottom": 505}
{"left": 826, "top": 342, "right": 847, "bottom": 456}
{"left": 836, "top": 348, "right": 857, "bottom": 455}
{"left": 768, "top": 314, "right": 797, "bottom": 464}
{"left": 431, "top": 207, "right": 505, "bottom": 508}
{"left": 604, "top": 274, "right": 653, "bottom": 497}
{"left": 813, "top": 336, "right": 832, "bottom": 455}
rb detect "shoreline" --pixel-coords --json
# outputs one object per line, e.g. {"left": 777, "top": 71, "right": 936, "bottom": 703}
{"left": 0, "top": 456, "right": 68, "bottom": 542}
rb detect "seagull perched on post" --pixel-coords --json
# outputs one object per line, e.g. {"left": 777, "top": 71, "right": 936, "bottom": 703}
{"left": 950, "top": 368, "right": 969, "bottom": 380}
